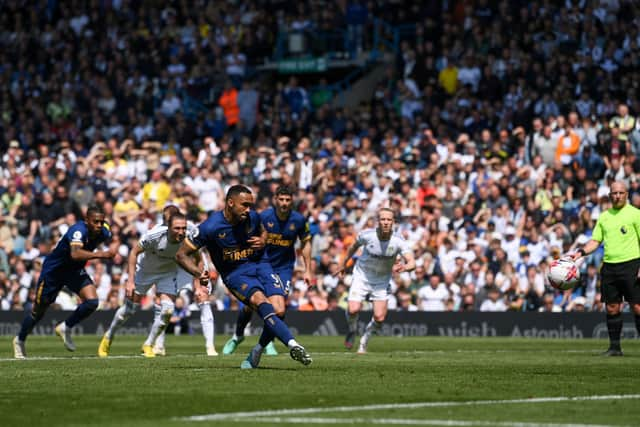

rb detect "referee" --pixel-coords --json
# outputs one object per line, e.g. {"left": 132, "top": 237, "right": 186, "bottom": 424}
{"left": 570, "top": 181, "right": 640, "bottom": 356}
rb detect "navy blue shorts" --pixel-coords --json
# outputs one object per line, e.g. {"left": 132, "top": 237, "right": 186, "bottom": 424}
{"left": 257, "top": 263, "right": 288, "bottom": 298}
{"left": 224, "top": 264, "right": 268, "bottom": 305}
{"left": 35, "top": 269, "right": 94, "bottom": 306}
{"left": 273, "top": 268, "right": 293, "bottom": 298}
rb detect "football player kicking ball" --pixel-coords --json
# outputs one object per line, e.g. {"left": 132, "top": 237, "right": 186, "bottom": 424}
{"left": 336, "top": 207, "right": 415, "bottom": 354}
{"left": 222, "top": 185, "right": 312, "bottom": 357}
{"left": 176, "top": 185, "right": 311, "bottom": 369}
{"left": 98, "top": 211, "right": 188, "bottom": 358}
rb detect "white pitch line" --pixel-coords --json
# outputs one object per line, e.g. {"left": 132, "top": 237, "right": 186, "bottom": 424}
{"left": 0, "top": 353, "right": 207, "bottom": 362}
{"left": 0, "top": 348, "right": 602, "bottom": 361}
{"left": 176, "top": 394, "right": 640, "bottom": 422}
{"left": 242, "top": 417, "right": 630, "bottom": 427}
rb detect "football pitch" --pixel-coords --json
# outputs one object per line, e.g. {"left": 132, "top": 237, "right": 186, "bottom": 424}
{"left": 1, "top": 335, "right": 639, "bottom": 427}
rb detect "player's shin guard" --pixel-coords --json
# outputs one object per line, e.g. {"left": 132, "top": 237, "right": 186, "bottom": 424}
{"left": 107, "top": 300, "right": 139, "bottom": 339}
{"left": 257, "top": 303, "right": 294, "bottom": 345}
{"left": 606, "top": 313, "right": 623, "bottom": 350}
{"left": 65, "top": 298, "right": 99, "bottom": 328}
{"left": 200, "top": 302, "right": 215, "bottom": 348}
{"left": 235, "top": 306, "right": 253, "bottom": 338}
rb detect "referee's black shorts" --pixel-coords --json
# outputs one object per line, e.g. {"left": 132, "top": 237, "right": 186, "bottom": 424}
{"left": 601, "top": 258, "right": 640, "bottom": 304}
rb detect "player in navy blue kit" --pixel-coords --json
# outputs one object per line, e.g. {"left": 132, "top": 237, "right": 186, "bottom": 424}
{"left": 13, "top": 205, "right": 114, "bottom": 359}
{"left": 175, "top": 185, "right": 312, "bottom": 368}
{"left": 222, "top": 185, "right": 312, "bottom": 356}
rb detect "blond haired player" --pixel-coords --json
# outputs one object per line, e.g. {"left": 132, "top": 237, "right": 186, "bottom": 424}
{"left": 336, "top": 207, "right": 415, "bottom": 354}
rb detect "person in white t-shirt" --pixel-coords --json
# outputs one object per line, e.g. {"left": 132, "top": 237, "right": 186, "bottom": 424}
{"left": 479, "top": 286, "right": 507, "bottom": 312}
{"left": 336, "top": 208, "right": 415, "bottom": 354}
{"left": 417, "top": 275, "right": 449, "bottom": 311}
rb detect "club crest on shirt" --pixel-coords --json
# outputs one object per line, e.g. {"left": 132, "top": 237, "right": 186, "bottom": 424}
{"left": 73, "top": 230, "right": 83, "bottom": 240}
{"left": 218, "top": 232, "right": 226, "bottom": 239}
{"left": 267, "top": 222, "right": 274, "bottom": 228}
{"left": 621, "top": 226, "right": 628, "bottom": 234}
{"left": 190, "top": 227, "right": 199, "bottom": 239}
{"left": 289, "top": 223, "right": 296, "bottom": 231}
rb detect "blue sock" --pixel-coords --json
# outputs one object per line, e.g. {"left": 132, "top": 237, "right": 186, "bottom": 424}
{"left": 258, "top": 322, "right": 277, "bottom": 347}
{"left": 259, "top": 314, "right": 285, "bottom": 347}
{"left": 235, "top": 307, "right": 253, "bottom": 337}
{"left": 257, "top": 303, "right": 294, "bottom": 345}
{"left": 65, "top": 299, "right": 99, "bottom": 328}
{"left": 18, "top": 311, "right": 42, "bottom": 341}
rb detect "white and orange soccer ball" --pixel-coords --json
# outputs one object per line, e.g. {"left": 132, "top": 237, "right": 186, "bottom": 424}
{"left": 547, "top": 258, "right": 580, "bottom": 290}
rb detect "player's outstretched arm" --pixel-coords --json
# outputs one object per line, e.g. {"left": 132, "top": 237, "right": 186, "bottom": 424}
{"left": 176, "top": 240, "right": 205, "bottom": 279}
{"left": 393, "top": 252, "right": 416, "bottom": 273}
{"left": 301, "top": 238, "right": 313, "bottom": 285}
{"left": 568, "top": 239, "right": 600, "bottom": 261}
{"left": 70, "top": 244, "right": 115, "bottom": 262}
{"left": 335, "top": 240, "right": 361, "bottom": 277}
{"left": 197, "top": 247, "right": 219, "bottom": 287}
{"left": 125, "top": 243, "right": 144, "bottom": 299}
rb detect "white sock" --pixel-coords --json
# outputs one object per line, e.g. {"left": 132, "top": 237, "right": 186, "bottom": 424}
{"left": 286, "top": 339, "right": 301, "bottom": 349}
{"left": 361, "top": 319, "right": 382, "bottom": 346}
{"left": 199, "top": 302, "right": 214, "bottom": 348}
{"left": 106, "top": 300, "right": 138, "bottom": 339}
{"left": 144, "top": 301, "right": 173, "bottom": 346}
{"left": 155, "top": 331, "right": 166, "bottom": 349}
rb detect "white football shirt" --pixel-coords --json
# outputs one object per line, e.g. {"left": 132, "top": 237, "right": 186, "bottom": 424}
{"left": 352, "top": 228, "right": 411, "bottom": 284}
{"left": 136, "top": 222, "right": 197, "bottom": 276}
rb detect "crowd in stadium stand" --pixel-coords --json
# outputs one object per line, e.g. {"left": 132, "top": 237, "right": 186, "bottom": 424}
{"left": 1, "top": 1, "right": 639, "bottom": 316}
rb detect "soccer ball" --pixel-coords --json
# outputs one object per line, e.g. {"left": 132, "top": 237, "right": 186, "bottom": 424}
{"left": 547, "top": 258, "right": 580, "bottom": 290}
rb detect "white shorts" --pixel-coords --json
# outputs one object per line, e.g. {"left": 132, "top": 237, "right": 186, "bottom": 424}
{"left": 175, "top": 268, "right": 213, "bottom": 294}
{"left": 176, "top": 268, "right": 194, "bottom": 290}
{"left": 135, "top": 272, "right": 178, "bottom": 296}
{"left": 348, "top": 271, "right": 391, "bottom": 302}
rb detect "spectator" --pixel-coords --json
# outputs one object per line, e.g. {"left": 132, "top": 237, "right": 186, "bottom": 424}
{"left": 417, "top": 275, "right": 449, "bottom": 311}
{"left": 479, "top": 286, "right": 507, "bottom": 312}
{"left": 218, "top": 80, "right": 240, "bottom": 127}
{"left": 0, "top": 0, "right": 639, "bottom": 316}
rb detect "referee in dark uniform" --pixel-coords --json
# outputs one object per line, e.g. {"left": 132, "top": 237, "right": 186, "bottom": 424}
{"left": 570, "top": 181, "right": 640, "bottom": 356}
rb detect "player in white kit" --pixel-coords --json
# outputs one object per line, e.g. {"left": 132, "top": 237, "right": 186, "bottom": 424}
{"left": 336, "top": 208, "right": 415, "bottom": 354}
{"left": 152, "top": 208, "right": 218, "bottom": 357}
{"left": 98, "top": 210, "right": 188, "bottom": 357}
{"left": 153, "top": 250, "right": 218, "bottom": 356}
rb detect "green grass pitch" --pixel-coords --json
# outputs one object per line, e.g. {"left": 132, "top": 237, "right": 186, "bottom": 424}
{"left": 1, "top": 335, "right": 639, "bottom": 427}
